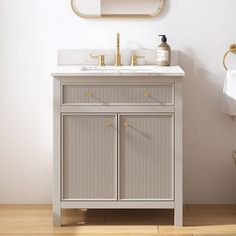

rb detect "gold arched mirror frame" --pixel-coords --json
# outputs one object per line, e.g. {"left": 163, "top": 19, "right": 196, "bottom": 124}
{"left": 71, "top": 0, "right": 165, "bottom": 18}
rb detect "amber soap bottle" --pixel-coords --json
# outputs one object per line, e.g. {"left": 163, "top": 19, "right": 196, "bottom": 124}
{"left": 157, "top": 35, "right": 171, "bottom": 66}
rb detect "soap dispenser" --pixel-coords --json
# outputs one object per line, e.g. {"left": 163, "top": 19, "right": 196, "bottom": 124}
{"left": 157, "top": 35, "right": 171, "bottom": 66}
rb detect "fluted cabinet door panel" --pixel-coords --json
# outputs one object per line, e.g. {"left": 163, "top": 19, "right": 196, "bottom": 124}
{"left": 62, "top": 84, "right": 174, "bottom": 105}
{"left": 62, "top": 114, "right": 117, "bottom": 200}
{"left": 119, "top": 114, "right": 174, "bottom": 200}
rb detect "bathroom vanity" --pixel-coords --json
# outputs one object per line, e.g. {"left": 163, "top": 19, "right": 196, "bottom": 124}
{"left": 52, "top": 65, "right": 185, "bottom": 227}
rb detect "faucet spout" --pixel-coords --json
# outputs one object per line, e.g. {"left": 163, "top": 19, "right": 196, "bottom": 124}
{"left": 114, "top": 33, "right": 122, "bottom": 66}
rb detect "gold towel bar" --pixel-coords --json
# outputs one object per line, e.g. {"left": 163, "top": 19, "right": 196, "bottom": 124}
{"left": 223, "top": 44, "right": 236, "bottom": 70}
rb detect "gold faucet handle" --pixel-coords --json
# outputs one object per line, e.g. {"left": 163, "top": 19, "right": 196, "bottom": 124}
{"left": 130, "top": 54, "right": 145, "bottom": 66}
{"left": 90, "top": 54, "right": 106, "bottom": 66}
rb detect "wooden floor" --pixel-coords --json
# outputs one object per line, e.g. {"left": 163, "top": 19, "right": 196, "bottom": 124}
{"left": 0, "top": 205, "right": 236, "bottom": 235}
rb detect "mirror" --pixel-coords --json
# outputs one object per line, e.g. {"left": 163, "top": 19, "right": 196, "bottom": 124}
{"left": 71, "top": 0, "right": 164, "bottom": 18}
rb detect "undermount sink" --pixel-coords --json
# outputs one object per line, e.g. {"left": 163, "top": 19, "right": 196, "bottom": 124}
{"left": 80, "top": 66, "right": 156, "bottom": 73}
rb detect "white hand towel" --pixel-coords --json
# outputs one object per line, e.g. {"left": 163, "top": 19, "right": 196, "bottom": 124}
{"left": 222, "top": 70, "right": 236, "bottom": 116}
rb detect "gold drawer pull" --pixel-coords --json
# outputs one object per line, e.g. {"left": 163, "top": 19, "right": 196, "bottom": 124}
{"left": 85, "top": 91, "right": 93, "bottom": 97}
{"left": 124, "top": 121, "right": 130, "bottom": 128}
{"left": 105, "top": 121, "right": 112, "bottom": 128}
{"left": 143, "top": 90, "right": 150, "bottom": 98}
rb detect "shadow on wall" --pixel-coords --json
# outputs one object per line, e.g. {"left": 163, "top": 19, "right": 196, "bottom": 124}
{"left": 179, "top": 50, "right": 236, "bottom": 204}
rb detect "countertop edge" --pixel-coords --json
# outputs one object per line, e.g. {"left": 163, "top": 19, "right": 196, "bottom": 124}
{"left": 51, "top": 66, "right": 185, "bottom": 77}
{"left": 51, "top": 73, "right": 185, "bottom": 77}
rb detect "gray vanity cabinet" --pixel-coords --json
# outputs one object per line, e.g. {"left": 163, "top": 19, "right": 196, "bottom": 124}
{"left": 62, "top": 114, "right": 117, "bottom": 201}
{"left": 119, "top": 114, "right": 174, "bottom": 201}
{"left": 53, "top": 75, "right": 184, "bottom": 227}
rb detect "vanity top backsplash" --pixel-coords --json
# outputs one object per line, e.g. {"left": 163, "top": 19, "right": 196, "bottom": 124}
{"left": 53, "top": 49, "right": 184, "bottom": 77}
{"left": 57, "top": 49, "right": 179, "bottom": 66}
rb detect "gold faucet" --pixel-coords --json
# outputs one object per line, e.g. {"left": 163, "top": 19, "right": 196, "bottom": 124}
{"left": 114, "top": 33, "right": 122, "bottom": 66}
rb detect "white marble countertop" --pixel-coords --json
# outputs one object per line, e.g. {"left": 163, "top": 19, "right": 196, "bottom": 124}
{"left": 51, "top": 66, "right": 185, "bottom": 77}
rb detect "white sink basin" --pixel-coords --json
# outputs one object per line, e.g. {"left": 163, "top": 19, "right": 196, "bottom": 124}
{"left": 80, "top": 66, "right": 156, "bottom": 73}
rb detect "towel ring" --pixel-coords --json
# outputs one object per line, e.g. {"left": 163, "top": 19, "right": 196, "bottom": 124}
{"left": 223, "top": 44, "right": 236, "bottom": 71}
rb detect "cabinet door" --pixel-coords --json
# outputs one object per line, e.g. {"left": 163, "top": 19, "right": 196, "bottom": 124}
{"left": 119, "top": 114, "right": 174, "bottom": 201}
{"left": 62, "top": 114, "right": 117, "bottom": 201}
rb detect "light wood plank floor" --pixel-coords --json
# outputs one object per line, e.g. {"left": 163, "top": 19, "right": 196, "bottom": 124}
{"left": 0, "top": 205, "right": 236, "bottom": 235}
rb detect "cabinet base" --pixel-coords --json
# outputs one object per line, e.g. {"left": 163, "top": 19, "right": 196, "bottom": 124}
{"left": 61, "top": 201, "right": 175, "bottom": 209}
{"left": 53, "top": 201, "right": 182, "bottom": 227}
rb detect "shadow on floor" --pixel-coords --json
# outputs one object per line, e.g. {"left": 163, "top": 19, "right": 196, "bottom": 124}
{"left": 62, "top": 209, "right": 174, "bottom": 226}
{"left": 62, "top": 206, "right": 236, "bottom": 227}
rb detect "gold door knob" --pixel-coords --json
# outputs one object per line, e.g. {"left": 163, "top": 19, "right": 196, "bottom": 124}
{"left": 143, "top": 90, "right": 150, "bottom": 98}
{"left": 123, "top": 121, "right": 130, "bottom": 128}
{"left": 85, "top": 91, "right": 93, "bottom": 97}
{"left": 105, "top": 121, "right": 112, "bottom": 128}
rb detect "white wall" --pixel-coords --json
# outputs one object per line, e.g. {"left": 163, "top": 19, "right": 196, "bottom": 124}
{"left": 0, "top": 0, "right": 236, "bottom": 204}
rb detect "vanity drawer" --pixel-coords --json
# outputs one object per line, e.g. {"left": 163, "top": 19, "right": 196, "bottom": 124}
{"left": 61, "top": 84, "right": 174, "bottom": 105}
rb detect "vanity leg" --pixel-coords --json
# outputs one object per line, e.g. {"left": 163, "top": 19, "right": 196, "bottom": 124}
{"left": 53, "top": 206, "right": 61, "bottom": 227}
{"left": 174, "top": 205, "right": 183, "bottom": 227}
{"left": 53, "top": 78, "right": 61, "bottom": 227}
{"left": 174, "top": 81, "right": 183, "bottom": 227}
